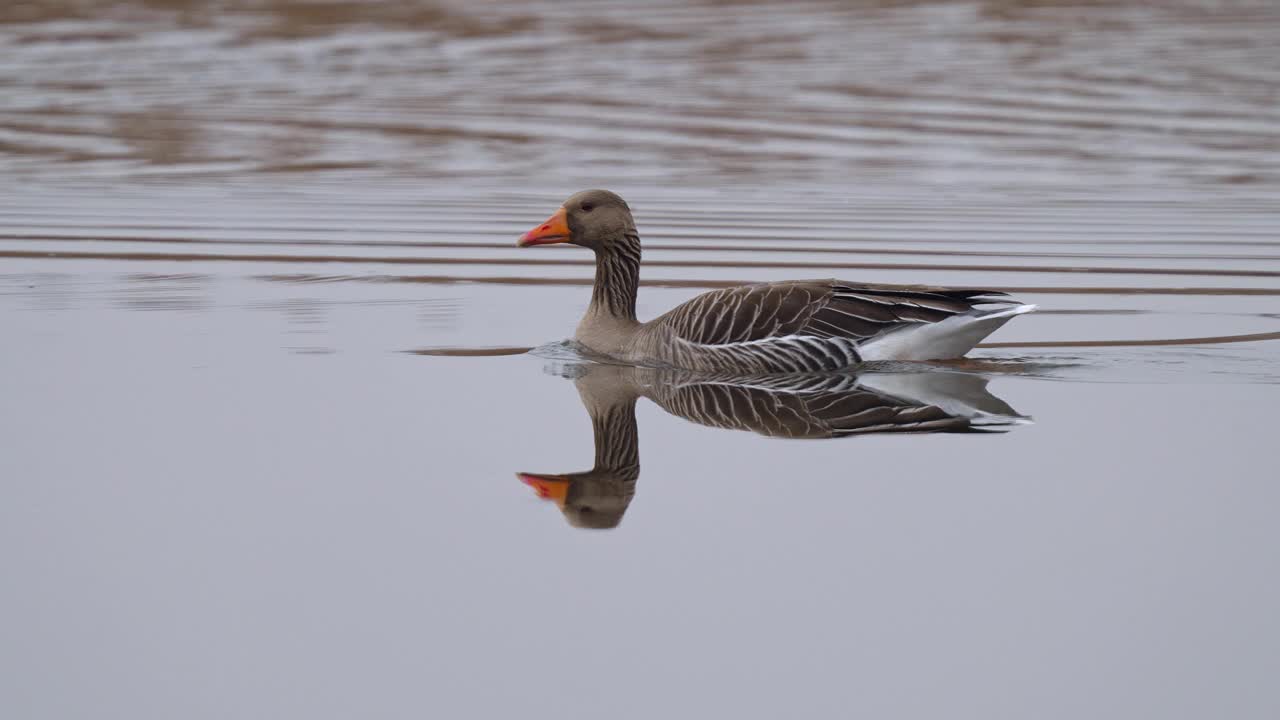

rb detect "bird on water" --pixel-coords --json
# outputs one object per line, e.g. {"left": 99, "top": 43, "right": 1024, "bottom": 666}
{"left": 518, "top": 189, "right": 1035, "bottom": 373}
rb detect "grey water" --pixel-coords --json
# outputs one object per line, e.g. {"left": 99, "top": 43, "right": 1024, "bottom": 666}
{"left": 2, "top": 2, "right": 1279, "bottom": 719}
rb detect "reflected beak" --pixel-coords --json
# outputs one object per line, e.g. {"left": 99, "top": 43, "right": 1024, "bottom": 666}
{"left": 518, "top": 207, "right": 571, "bottom": 247}
{"left": 517, "top": 472, "right": 570, "bottom": 506}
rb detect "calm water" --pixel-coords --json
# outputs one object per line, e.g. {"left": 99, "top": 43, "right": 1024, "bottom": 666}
{"left": 2, "top": 2, "right": 1279, "bottom": 719}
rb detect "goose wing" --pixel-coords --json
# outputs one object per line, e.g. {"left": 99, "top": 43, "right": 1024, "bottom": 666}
{"left": 653, "top": 280, "right": 1017, "bottom": 347}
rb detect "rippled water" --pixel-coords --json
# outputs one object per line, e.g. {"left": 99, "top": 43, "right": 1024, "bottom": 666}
{"left": 2, "top": 2, "right": 1279, "bottom": 719}
{"left": 4, "top": 0, "right": 1280, "bottom": 190}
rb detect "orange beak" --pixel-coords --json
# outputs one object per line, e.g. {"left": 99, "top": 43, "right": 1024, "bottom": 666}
{"left": 517, "top": 472, "right": 570, "bottom": 507}
{"left": 518, "top": 207, "right": 571, "bottom": 247}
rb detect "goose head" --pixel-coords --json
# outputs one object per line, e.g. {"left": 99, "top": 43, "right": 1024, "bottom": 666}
{"left": 517, "top": 470, "right": 636, "bottom": 530}
{"left": 518, "top": 189, "right": 636, "bottom": 252}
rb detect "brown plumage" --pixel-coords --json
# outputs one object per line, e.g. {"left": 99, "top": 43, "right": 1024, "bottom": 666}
{"left": 518, "top": 190, "right": 1036, "bottom": 373}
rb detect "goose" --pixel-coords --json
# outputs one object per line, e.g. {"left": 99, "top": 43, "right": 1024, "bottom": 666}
{"left": 518, "top": 190, "right": 1036, "bottom": 372}
{"left": 518, "top": 362, "right": 1028, "bottom": 529}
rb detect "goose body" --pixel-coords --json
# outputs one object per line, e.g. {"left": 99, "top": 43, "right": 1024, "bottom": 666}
{"left": 519, "top": 190, "right": 1035, "bottom": 372}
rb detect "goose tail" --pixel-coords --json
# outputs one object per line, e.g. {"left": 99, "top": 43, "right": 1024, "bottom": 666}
{"left": 857, "top": 303, "right": 1037, "bottom": 362}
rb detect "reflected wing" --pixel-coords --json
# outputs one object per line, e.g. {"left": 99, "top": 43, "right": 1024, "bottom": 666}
{"left": 641, "top": 370, "right": 1026, "bottom": 438}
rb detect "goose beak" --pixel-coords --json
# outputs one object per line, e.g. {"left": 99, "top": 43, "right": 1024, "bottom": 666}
{"left": 517, "top": 472, "right": 570, "bottom": 506}
{"left": 518, "top": 207, "right": 571, "bottom": 247}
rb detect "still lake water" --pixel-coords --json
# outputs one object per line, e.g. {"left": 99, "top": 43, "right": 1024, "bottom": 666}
{"left": 2, "top": 2, "right": 1279, "bottom": 718}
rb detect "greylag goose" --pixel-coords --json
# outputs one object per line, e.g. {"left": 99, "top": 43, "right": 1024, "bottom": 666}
{"left": 519, "top": 190, "right": 1036, "bottom": 372}
{"left": 518, "top": 362, "right": 1028, "bottom": 529}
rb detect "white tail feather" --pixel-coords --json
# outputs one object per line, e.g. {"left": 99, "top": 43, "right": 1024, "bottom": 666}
{"left": 857, "top": 304, "right": 1037, "bottom": 361}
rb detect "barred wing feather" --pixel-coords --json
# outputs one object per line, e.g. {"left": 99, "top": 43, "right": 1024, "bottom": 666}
{"left": 651, "top": 280, "right": 1032, "bottom": 367}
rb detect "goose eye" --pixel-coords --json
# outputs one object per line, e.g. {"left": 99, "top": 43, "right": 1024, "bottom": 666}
{"left": 581, "top": 202, "right": 595, "bottom": 213}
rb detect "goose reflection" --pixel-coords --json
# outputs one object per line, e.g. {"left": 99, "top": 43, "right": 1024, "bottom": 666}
{"left": 518, "top": 363, "right": 1029, "bottom": 530}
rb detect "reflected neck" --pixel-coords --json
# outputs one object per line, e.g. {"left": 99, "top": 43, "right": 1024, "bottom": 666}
{"left": 588, "top": 234, "right": 640, "bottom": 322}
{"left": 592, "top": 399, "right": 640, "bottom": 478}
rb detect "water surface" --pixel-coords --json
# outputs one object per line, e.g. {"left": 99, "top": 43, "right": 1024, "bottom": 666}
{"left": 2, "top": 2, "right": 1279, "bottom": 719}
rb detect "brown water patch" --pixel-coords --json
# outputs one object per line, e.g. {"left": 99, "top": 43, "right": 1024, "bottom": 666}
{"left": 255, "top": 273, "right": 1280, "bottom": 296}
{"left": 5, "top": 249, "right": 1277, "bottom": 279}
{"left": 4, "top": 1, "right": 1280, "bottom": 190}
{"left": 6, "top": 233, "right": 1279, "bottom": 262}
